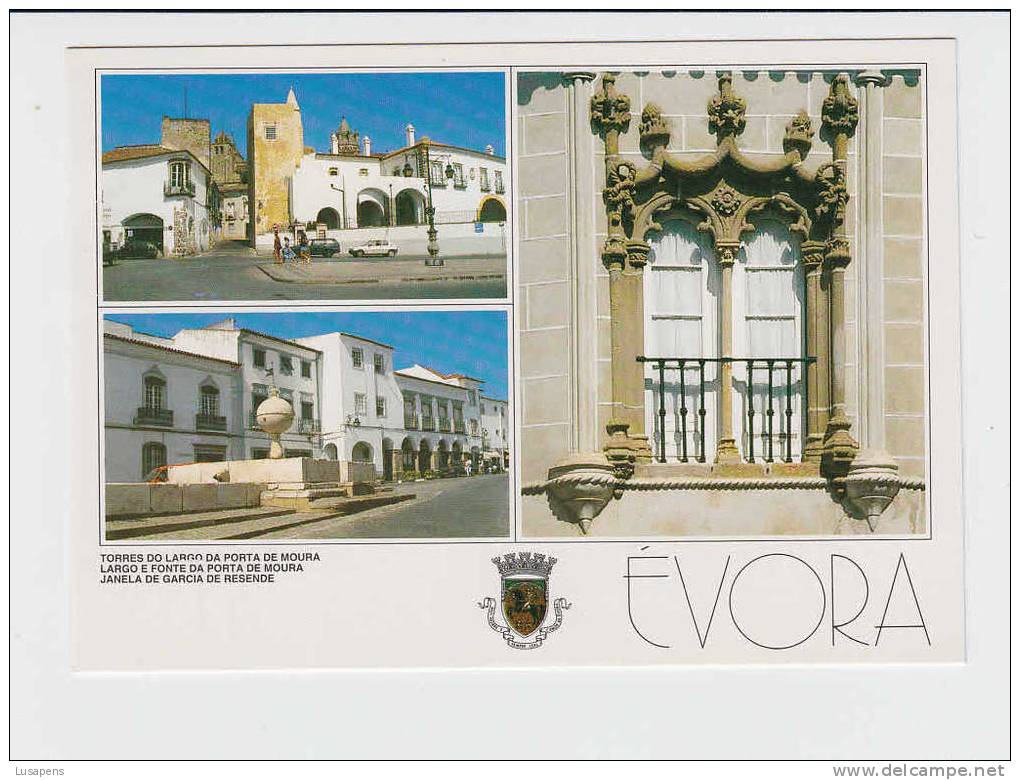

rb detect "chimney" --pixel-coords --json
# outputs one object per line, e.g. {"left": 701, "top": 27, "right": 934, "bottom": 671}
{"left": 485, "top": 144, "right": 494, "bottom": 156}
{"left": 405, "top": 123, "right": 415, "bottom": 146}
{"left": 363, "top": 136, "right": 371, "bottom": 156}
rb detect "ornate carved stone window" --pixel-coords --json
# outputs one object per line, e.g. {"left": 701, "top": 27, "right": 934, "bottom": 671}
{"left": 591, "top": 71, "right": 859, "bottom": 486}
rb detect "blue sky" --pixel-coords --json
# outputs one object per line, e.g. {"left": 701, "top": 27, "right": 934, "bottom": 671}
{"left": 105, "top": 311, "right": 509, "bottom": 400}
{"left": 101, "top": 72, "right": 506, "bottom": 158}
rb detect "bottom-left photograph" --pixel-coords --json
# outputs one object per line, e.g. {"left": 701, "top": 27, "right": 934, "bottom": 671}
{"left": 100, "top": 308, "right": 511, "bottom": 542}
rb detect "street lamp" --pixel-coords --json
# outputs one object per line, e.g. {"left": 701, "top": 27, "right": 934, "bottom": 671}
{"left": 329, "top": 181, "right": 347, "bottom": 230}
{"left": 411, "top": 140, "right": 454, "bottom": 266}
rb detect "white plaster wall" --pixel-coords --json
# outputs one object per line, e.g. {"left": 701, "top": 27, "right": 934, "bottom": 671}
{"left": 480, "top": 398, "right": 509, "bottom": 452}
{"left": 291, "top": 148, "right": 507, "bottom": 228}
{"left": 102, "top": 339, "right": 243, "bottom": 482}
{"left": 102, "top": 154, "right": 212, "bottom": 253}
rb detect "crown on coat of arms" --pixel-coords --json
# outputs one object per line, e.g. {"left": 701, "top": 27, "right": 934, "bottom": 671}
{"left": 492, "top": 552, "right": 557, "bottom": 579}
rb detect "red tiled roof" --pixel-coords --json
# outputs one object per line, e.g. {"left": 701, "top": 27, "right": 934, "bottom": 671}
{"left": 101, "top": 145, "right": 211, "bottom": 175}
{"left": 419, "top": 364, "right": 486, "bottom": 385}
{"left": 394, "top": 370, "right": 473, "bottom": 392}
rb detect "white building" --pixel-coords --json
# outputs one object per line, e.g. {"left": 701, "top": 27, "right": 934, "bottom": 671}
{"left": 103, "top": 322, "right": 244, "bottom": 483}
{"left": 248, "top": 90, "right": 508, "bottom": 249}
{"left": 393, "top": 366, "right": 481, "bottom": 478}
{"left": 480, "top": 396, "right": 509, "bottom": 469}
{"left": 169, "top": 318, "right": 323, "bottom": 460}
{"left": 101, "top": 145, "right": 215, "bottom": 257}
{"left": 296, "top": 331, "right": 406, "bottom": 480}
{"left": 103, "top": 318, "right": 508, "bottom": 483}
{"left": 291, "top": 120, "right": 508, "bottom": 234}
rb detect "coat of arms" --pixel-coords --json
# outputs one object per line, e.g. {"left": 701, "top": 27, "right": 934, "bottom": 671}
{"left": 479, "top": 552, "right": 570, "bottom": 649}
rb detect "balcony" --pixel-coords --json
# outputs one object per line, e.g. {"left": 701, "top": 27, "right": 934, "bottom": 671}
{"left": 404, "top": 413, "right": 419, "bottom": 430}
{"left": 298, "top": 418, "right": 320, "bottom": 435}
{"left": 454, "top": 421, "right": 466, "bottom": 434}
{"left": 480, "top": 181, "right": 491, "bottom": 193}
{"left": 163, "top": 180, "right": 196, "bottom": 198}
{"left": 639, "top": 355, "right": 816, "bottom": 465}
{"left": 195, "top": 413, "right": 227, "bottom": 432}
{"left": 438, "top": 418, "right": 452, "bottom": 433}
{"left": 135, "top": 406, "right": 173, "bottom": 427}
{"left": 248, "top": 410, "right": 266, "bottom": 430}
{"left": 421, "top": 417, "right": 436, "bottom": 432}
{"left": 452, "top": 178, "right": 467, "bottom": 190}
{"left": 494, "top": 182, "right": 505, "bottom": 194}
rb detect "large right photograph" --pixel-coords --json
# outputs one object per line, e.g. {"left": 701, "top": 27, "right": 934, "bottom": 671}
{"left": 517, "top": 68, "right": 928, "bottom": 538}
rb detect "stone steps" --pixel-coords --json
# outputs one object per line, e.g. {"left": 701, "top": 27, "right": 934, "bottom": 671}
{"left": 306, "top": 492, "right": 414, "bottom": 512}
{"left": 106, "top": 492, "right": 416, "bottom": 541}
{"left": 261, "top": 487, "right": 405, "bottom": 511}
{"left": 105, "top": 507, "right": 294, "bottom": 541}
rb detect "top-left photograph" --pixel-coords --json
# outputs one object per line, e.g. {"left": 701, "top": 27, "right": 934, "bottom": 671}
{"left": 98, "top": 70, "right": 509, "bottom": 303}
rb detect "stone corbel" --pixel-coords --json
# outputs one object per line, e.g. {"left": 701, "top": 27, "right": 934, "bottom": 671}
{"left": 545, "top": 454, "right": 616, "bottom": 534}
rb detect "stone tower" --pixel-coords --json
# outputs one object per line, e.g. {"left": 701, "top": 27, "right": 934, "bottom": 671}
{"left": 211, "top": 130, "right": 245, "bottom": 186}
{"left": 161, "top": 117, "right": 211, "bottom": 171}
{"left": 247, "top": 87, "right": 304, "bottom": 244}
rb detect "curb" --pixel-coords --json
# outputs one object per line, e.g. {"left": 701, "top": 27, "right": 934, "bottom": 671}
{"left": 255, "top": 267, "right": 506, "bottom": 285}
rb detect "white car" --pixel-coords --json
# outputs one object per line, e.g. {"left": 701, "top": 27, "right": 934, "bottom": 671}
{"left": 348, "top": 239, "right": 398, "bottom": 258}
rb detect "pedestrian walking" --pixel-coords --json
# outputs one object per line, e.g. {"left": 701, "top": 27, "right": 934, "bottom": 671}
{"left": 282, "top": 237, "right": 296, "bottom": 262}
{"left": 273, "top": 227, "right": 283, "bottom": 264}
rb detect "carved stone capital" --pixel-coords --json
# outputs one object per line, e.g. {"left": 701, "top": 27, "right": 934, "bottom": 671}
{"left": 639, "top": 102, "right": 672, "bottom": 150}
{"left": 601, "top": 234, "right": 628, "bottom": 272}
{"left": 715, "top": 241, "right": 739, "bottom": 267}
{"left": 563, "top": 71, "right": 597, "bottom": 84}
{"left": 708, "top": 72, "right": 747, "bottom": 141}
{"left": 825, "top": 237, "right": 852, "bottom": 269}
{"left": 801, "top": 240, "right": 827, "bottom": 271}
{"left": 625, "top": 239, "right": 651, "bottom": 269}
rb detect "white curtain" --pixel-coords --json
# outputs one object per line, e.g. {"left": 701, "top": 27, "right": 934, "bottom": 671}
{"left": 644, "top": 221, "right": 717, "bottom": 462}
{"left": 736, "top": 220, "right": 805, "bottom": 461}
{"left": 642, "top": 218, "right": 808, "bottom": 463}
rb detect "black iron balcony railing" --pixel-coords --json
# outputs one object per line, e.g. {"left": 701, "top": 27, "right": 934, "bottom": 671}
{"left": 494, "top": 182, "right": 505, "bottom": 194}
{"left": 135, "top": 406, "right": 173, "bottom": 427}
{"left": 248, "top": 410, "right": 264, "bottom": 430}
{"left": 638, "top": 356, "right": 816, "bottom": 465}
{"left": 453, "top": 177, "right": 467, "bottom": 189}
{"left": 298, "top": 418, "right": 320, "bottom": 434}
{"left": 438, "top": 418, "right": 452, "bottom": 432}
{"left": 453, "top": 420, "right": 466, "bottom": 434}
{"left": 421, "top": 417, "right": 436, "bottom": 432}
{"left": 163, "top": 180, "right": 195, "bottom": 197}
{"left": 480, "top": 181, "right": 491, "bottom": 192}
{"left": 404, "top": 413, "right": 419, "bottom": 430}
{"left": 195, "top": 413, "right": 227, "bottom": 431}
